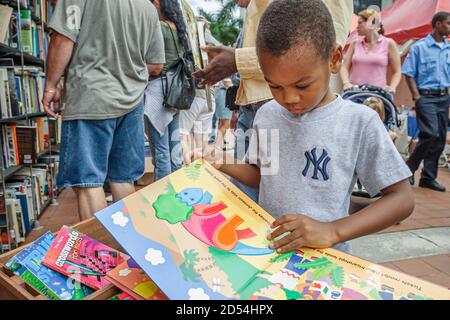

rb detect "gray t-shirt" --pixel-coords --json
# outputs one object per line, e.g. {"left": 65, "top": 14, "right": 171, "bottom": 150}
{"left": 246, "top": 96, "right": 411, "bottom": 253}
{"left": 49, "top": 0, "right": 165, "bottom": 120}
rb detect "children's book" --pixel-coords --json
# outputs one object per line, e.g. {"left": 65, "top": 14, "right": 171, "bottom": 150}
{"left": 96, "top": 161, "right": 450, "bottom": 300}
{"left": 42, "top": 226, "right": 129, "bottom": 290}
{"left": 106, "top": 258, "right": 167, "bottom": 300}
{"left": 6, "top": 231, "right": 93, "bottom": 300}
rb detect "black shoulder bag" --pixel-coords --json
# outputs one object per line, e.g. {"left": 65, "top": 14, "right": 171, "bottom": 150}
{"left": 161, "top": 23, "right": 196, "bottom": 110}
{"left": 225, "top": 86, "right": 240, "bottom": 111}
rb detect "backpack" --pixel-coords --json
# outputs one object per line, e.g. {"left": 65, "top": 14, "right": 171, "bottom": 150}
{"left": 160, "top": 23, "right": 196, "bottom": 110}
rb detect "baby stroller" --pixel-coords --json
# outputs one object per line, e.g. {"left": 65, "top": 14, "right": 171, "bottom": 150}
{"left": 342, "top": 84, "right": 401, "bottom": 130}
{"left": 342, "top": 84, "right": 402, "bottom": 198}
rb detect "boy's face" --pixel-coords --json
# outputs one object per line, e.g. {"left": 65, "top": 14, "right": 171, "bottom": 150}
{"left": 259, "top": 46, "right": 342, "bottom": 116}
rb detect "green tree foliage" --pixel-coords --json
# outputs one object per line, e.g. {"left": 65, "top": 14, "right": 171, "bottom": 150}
{"left": 269, "top": 251, "right": 296, "bottom": 263}
{"left": 198, "top": 0, "right": 242, "bottom": 46}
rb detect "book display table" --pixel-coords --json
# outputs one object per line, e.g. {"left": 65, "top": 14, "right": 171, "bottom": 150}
{"left": 0, "top": 218, "right": 121, "bottom": 300}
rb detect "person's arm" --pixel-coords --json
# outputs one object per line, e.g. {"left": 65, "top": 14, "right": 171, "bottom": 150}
{"left": 193, "top": 142, "right": 261, "bottom": 188}
{"left": 145, "top": 5, "right": 166, "bottom": 70}
{"left": 401, "top": 45, "right": 420, "bottom": 102}
{"left": 385, "top": 39, "right": 401, "bottom": 93}
{"left": 147, "top": 64, "right": 164, "bottom": 77}
{"left": 332, "top": 180, "right": 413, "bottom": 244}
{"left": 405, "top": 76, "right": 421, "bottom": 103}
{"left": 191, "top": 46, "right": 238, "bottom": 86}
{"left": 268, "top": 180, "right": 413, "bottom": 252}
{"left": 220, "top": 163, "right": 261, "bottom": 189}
{"left": 340, "top": 41, "right": 356, "bottom": 91}
{"left": 42, "top": 32, "right": 74, "bottom": 119}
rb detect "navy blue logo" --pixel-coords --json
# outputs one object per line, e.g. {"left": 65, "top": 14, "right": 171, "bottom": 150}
{"left": 302, "top": 148, "right": 331, "bottom": 181}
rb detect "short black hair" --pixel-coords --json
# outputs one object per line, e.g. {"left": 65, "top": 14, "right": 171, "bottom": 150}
{"left": 432, "top": 11, "right": 450, "bottom": 28}
{"left": 256, "top": 0, "right": 336, "bottom": 60}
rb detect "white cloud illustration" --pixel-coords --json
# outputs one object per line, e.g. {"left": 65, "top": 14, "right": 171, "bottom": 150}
{"left": 188, "top": 288, "right": 210, "bottom": 300}
{"left": 144, "top": 248, "right": 165, "bottom": 266}
{"left": 60, "top": 291, "right": 73, "bottom": 300}
{"left": 112, "top": 211, "right": 129, "bottom": 227}
{"left": 119, "top": 268, "right": 132, "bottom": 277}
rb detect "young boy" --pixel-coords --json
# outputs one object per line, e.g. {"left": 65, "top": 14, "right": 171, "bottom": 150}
{"left": 199, "top": 0, "right": 414, "bottom": 254}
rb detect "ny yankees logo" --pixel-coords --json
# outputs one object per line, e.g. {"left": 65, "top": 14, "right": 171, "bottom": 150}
{"left": 302, "top": 148, "right": 331, "bottom": 181}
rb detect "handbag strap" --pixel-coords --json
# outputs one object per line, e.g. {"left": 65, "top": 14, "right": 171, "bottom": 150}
{"left": 161, "top": 20, "right": 182, "bottom": 59}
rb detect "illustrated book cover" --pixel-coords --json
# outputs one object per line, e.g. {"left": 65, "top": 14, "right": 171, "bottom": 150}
{"left": 42, "top": 226, "right": 129, "bottom": 290}
{"left": 6, "top": 231, "right": 93, "bottom": 300}
{"left": 106, "top": 258, "right": 167, "bottom": 300}
{"left": 96, "top": 161, "right": 450, "bottom": 300}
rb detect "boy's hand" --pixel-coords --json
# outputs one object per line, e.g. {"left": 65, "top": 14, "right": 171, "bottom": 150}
{"left": 190, "top": 145, "right": 225, "bottom": 170}
{"left": 267, "top": 214, "right": 339, "bottom": 253}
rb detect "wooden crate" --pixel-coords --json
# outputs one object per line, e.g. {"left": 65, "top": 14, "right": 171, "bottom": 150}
{"left": 0, "top": 218, "right": 122, "bottom": 300}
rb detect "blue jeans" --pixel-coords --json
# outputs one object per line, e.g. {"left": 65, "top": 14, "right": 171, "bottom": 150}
{"left": 57, "top": 101, "right": 145, "bottom": 188}
{"left": 146, "top": 113, "right": 182, "bottom": 181}
{"left": 232, "top": 104, "right": 265, "bottom": 202}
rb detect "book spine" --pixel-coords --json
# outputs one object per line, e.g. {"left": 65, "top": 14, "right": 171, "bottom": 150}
{"left": 20, "top": 10, "right": 33, "bottom": 55}
{"left": 6, "top": 69, "right": 20, "bottom": 117}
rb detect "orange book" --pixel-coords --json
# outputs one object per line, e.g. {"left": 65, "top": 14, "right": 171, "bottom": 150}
{"left": 35, "top": 118, "right": 45, "bottom": 152}
{"left": 106, "top": 258, "right": 167, "bottom": 300}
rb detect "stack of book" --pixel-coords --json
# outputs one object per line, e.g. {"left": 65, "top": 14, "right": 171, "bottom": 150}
{"left": 5, "top": 226, "right": 129, "bottom": 299}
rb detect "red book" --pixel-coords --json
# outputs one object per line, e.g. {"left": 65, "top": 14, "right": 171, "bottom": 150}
{"left": 42, "top": 226, "right": 129, "bottom": 290}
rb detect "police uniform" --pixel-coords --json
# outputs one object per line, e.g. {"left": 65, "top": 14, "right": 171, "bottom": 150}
{"left": 402, "top": 34, "right": 450, "bottom": 184}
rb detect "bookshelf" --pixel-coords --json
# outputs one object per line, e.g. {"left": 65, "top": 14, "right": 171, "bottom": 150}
{"left": 0, "top": 43, "right": 44, "bottom": 67}
{"left": 0, "top": 0, "right": 56, "bottom": 254}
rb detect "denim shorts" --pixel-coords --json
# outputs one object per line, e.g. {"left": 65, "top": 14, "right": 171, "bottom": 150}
{"left": 57, "top": 101, "right": 145, "bottom": 188}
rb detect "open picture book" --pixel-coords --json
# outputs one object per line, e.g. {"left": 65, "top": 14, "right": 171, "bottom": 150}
{"left": 96, "top": 161, "right": 450, "bottom": 300}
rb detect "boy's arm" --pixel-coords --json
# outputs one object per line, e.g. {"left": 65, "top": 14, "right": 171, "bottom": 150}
{"left": 332, "top": 179, "right": 414, "bottom": 244}
{"left": 220, "top": 163, "right": 261, "bottom": 189}
{"left": 268, "top": 179, "right": 414, "bottom": 252}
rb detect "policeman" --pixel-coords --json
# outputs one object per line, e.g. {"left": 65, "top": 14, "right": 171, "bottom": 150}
{"left": 402, "top": 12, "right": 450, "bottom": 192}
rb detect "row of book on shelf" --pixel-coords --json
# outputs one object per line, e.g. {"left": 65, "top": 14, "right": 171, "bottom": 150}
{"left": 0, "top": 1, "right": 54, "bottom": 60}
{"left": 0, "top": 162, "right": 56, "bottom": 250}
{"left": 0, "top": 65, "right": 47, "bottom": 119}
{"left": 1, "top": 117, "right": 61, "bottom": 169}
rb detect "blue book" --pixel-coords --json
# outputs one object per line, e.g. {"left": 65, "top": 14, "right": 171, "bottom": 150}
{"left": 6, "top": 232, "right": 93, "bottom": 300}
{"left": 14, "top": 192, "right": 31, "bottom": 233}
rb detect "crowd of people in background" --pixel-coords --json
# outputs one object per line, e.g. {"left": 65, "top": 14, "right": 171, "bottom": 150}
{"left": 42, "top": 0, "right": 449, "bottom": 251}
